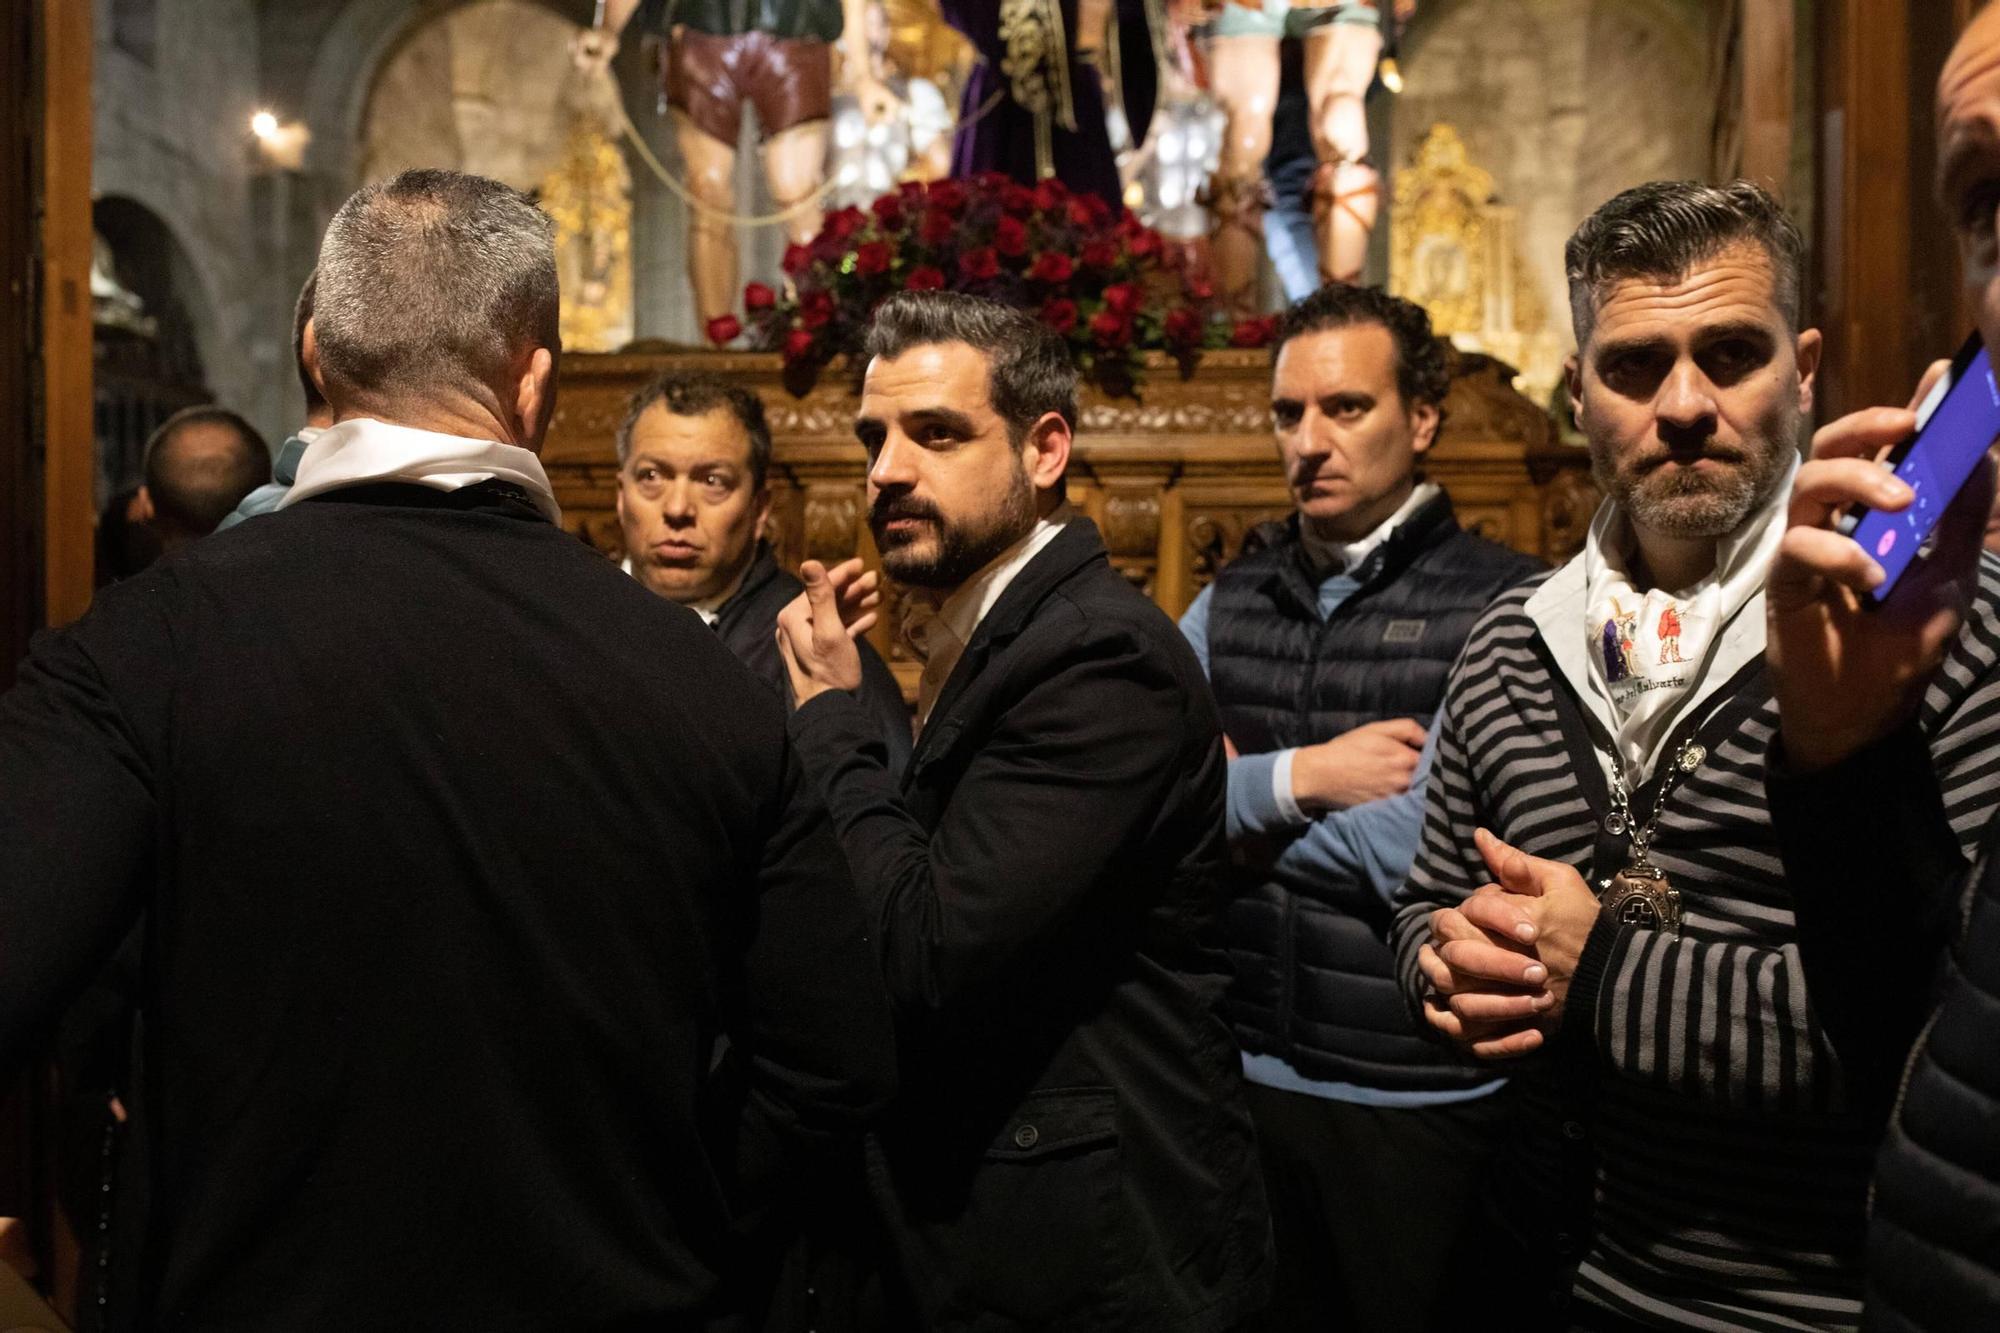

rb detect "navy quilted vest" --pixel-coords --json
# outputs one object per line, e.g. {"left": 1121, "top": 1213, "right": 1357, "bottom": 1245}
{"left": 1206, "top": 492, "right": 1541, "bottom": 1089}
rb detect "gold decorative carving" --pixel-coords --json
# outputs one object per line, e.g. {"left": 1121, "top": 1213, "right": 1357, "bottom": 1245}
{"left": 1391, "top": 124, "right": 1567, "bottom": 408}
{"left": 541, "top": 100, "right": 633, "bottom": 353}
{"left": 804, "top": 485, "right": 866, "bottom": 564}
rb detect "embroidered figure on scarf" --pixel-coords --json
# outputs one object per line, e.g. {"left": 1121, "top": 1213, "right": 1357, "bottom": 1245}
{"left": 1600, "top": 599, "right": 1638, "bottom": 684}
{"left": 1657, "top": 603, "right": 1686, "bottom": 665}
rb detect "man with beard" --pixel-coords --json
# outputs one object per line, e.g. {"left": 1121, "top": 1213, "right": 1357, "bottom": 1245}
{"left": 1387, "top": 179, "right": 2000, "bottom": 1329}
{"left": 773, "top": 290, "right": 1272, "bottom": 1330}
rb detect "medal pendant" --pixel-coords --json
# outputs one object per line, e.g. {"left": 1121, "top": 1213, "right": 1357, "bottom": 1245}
{"left": 1601, "top": 865, "right": 1683, "bottom": 935}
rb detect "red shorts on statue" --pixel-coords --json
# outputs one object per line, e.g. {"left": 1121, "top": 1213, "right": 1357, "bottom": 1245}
{"left": 663, "top": 30, "right": 833, "bottom": 146}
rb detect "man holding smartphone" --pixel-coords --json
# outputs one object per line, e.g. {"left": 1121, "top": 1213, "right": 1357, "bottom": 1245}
{"left": 1390, "top": 178, "right": 2000, "bottom": 1328}
{"left": 1761, "top": 6, "right": 2000, "bottom": 1326}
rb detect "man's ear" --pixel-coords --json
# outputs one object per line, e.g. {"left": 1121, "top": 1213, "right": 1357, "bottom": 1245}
{"left": 1794, "top": 327, "right": 1823, "bottom": 416}
{"left": 1564, "top": 352, "right": 1586, "bottom": 429}
{"left": 133, "top": 486, "right": 155, "bottom": 524}
{"left": 513, "top": 346, "right": 560, "bottom": 451}
{"left": 1408, "top": 399, "right": 1441, "bottom": 457}
{"left": 752, "top": 485, "right": 774, "bottom": 541}
{"left": 1025, "top": 412, "right": 1072, "bottom": 494}
{"left": 303, "top": 318, "right": 327, "bottom": 401}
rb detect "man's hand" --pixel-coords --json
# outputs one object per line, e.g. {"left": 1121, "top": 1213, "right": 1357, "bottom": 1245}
{"left": 1415, "top": 829, "right": 1602, "bottom": 1057}
{"left": 775, "top": 558, "right": 882, "bottom": 707}
{"left": 1768, "top": 363, "right": 1997, "bottom": 772}
{"left": 1289, "top": 717, "right": 1427, "bottom": 813}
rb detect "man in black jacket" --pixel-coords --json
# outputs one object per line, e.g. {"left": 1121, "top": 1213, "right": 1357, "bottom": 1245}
{"left": 0, "top": 167, "right": 896, "bottom": 1328}
{"left": 774, "top": 290, "right": 1272, "bottom": 1331}
{"left": 1181, "top": 283, "right": 1538, "bottom": 1330}
{"left": 615, "top": 369, "right": 910, "bottom": 775}
{"left": 1762, "top": 8, "right": 2000, "bottom": 1327}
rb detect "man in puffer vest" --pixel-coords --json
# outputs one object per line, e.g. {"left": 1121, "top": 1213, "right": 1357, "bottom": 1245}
{"left": 1178, "top": 283, "right": 1540, "bottom": 1330}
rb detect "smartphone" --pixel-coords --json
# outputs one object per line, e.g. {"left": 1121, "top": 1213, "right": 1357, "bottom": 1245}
{"left": 1840, "top": 332, "right": 2000, "bottom": 604}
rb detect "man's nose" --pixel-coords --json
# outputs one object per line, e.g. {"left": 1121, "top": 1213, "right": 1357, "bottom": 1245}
{"left": 662, "top": 480, "right": 696, "bottom": 521}
{"left": 1657, "top": 361, "right": 1719, "bottom": 431}
{"left": 870, "top": 435, "right": 917, "bottom": 488}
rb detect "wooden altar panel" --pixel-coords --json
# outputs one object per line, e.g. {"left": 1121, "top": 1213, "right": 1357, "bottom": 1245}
{"left": 542, "top": 349, "right": 1597, "bottom": 691}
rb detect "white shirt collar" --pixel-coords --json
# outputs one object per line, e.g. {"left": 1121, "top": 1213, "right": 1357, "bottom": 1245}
{"left": 278, "top": 417, "right": 562, "bottom": 524}
{"left": 933, "top": 502, "right": 1074, "bottom": 650}
{"left": 1526, "top": 453, "right": 1797, "bottom": 782}
{"left": 1298, "top": 482, "right": 1442, "bottom": 576}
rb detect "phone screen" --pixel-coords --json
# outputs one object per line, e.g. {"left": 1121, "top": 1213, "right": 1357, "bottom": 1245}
{"left": 1847, "top": 336, "right": 2000, "bottom": 603}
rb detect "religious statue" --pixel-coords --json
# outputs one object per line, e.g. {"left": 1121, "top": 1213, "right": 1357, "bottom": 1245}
{"left": 1202, "top": 0, "right": 1412, "bottom": 308}
{"left": 576, "top": 0, "right": 896, "bottom": 324}
{"left": 941, "top": 0, "right": 1157, "bottom": 205}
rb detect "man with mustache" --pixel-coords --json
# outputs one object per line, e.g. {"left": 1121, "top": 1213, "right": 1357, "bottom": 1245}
{"left": 1176, "top": 282, "right": 1537, "bottom": 1331}
{"left": 614, "top": 370, "right": 909, "bottom": 774}
{"left": 1385, "top": 179, "right": 2000, "bottom": 1328}
{"left": 773, "top": 290, "right": 1272, "bottom": 1329}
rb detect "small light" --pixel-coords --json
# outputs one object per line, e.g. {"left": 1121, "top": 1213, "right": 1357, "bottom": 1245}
{"left": 1379, "top": 58, "right": 1403, "bottom": 95}
{"left": 251, "top": 111, "right": 279, "bottom": 139}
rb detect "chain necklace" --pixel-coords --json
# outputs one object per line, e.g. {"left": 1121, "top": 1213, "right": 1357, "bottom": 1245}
{"left": 1596, "top": 737, "right": 1706, "bottom": 936}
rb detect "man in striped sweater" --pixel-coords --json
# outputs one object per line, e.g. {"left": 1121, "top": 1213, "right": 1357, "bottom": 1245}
{"left": 1389, "top": 179, "right": 2000, "bottom": 1329}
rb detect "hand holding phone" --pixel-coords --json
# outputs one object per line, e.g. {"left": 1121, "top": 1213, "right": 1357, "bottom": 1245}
{"left": 1768, "top": 346, "right": 1998, "bottom": 772}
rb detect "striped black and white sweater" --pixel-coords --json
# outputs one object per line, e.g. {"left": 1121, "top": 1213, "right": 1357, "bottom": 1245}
{"left": 1389, "top": 559, "right": 2000, "bottom": 1331}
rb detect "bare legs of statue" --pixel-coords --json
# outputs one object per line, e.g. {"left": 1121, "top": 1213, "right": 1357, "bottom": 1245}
{"left": 1303, "top": 20, "right": 1380, "bottom": 284}
{"left": 1208, "top": 34, "right": 1280, "bottom": 314}
{"left": 672, "top": 115, "right": 830, "bottom": 325}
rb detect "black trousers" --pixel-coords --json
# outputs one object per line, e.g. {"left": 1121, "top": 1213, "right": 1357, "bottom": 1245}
{"left": 1245, "top": 1080, "right": 1516, "bottom": 1333}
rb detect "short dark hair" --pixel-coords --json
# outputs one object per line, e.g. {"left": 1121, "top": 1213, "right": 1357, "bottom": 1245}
{"left": 615, "top": 371, "right": 773, "bottom": 487}
{"left": 1273, "top": 282, "right": 1453, "bottom": 425}
{"left": 314, "top": 169, "right": 558, "bottom": 402}
{"left": 1565, "top": 179, "right": 1804, "bottom": 345}
{"left": 143, "top": 406, "right": 271, "bottom": 537}
{"left": 293, "top": 269, "right": 327, "bottom": 417}
{"left": 863, "top": 291, "right": 1079, "bottom": 442}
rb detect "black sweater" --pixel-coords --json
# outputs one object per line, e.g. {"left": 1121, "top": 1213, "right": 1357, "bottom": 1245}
{"left": 0, "top": 482, "right": 897, "bottom": 1329}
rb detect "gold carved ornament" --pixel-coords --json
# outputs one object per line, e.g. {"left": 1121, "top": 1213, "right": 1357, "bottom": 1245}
{"left": 540, "top": 110, "right": 635, "bottom": 353}
{"left": 998, "top": 0, "right": 1079, "bottom": 179}
{"left": 1389, "top": 124, "right": 1490, "bottom": 337}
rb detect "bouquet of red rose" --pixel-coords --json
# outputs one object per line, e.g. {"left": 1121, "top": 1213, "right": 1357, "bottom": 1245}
{"left": 716, "top": 173, "right": 1277, "bottom": 399}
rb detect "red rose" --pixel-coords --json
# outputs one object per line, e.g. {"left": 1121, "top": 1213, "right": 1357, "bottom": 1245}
{"left": 1033, "top": 179, "right": 1066, "bottom": 212}
{"left": 1080, "top": 240, "right": 1118, "bottom": 269}
{"left": 918, "top": 209, "right": 955, "bottom": 246}
{"left": 822, "top": 206, "right": 866, "bottom": 243}
{"left": 1184, "top": 274, "right": 1215, "bottom": 302}
{"left": 1029, "top": 252, "right": 1074, "bottom": 284}
{"left": 899, "top": 180, "right": 927, "bottom": 201}
{"left": 1078, "top": 194, "right": 1113, "bottom": 226}
{"left": 1102, "top": 282, "right": 1140, "bottom": 316}
{"left": 974, "top": 170, "right": 1013, "bottom": 192}
{"left": 1127, "top": 228, "right": 1162, "bottom": 261}
{"left": 1042, "top": 298, "right": 1079, "bottom": 335}
{"left": 1089, "top": 310, "right": 1132, "bottom": 347}
{"left": 783, "top": 243, "right": 814, "bottom": 276}
{"left": 855, "top": 241, "right": 893, "bottom": 276}
{"left": 1002, "top": 183, "right": 1038, "bottom": 216}
{"left": 1230, "top": 316, "right": 1274, "bottom": 348}
{"left": 928, "top": 180, "right": 969, "bottom": 214}
{"left": 905, "top": 265, "right": 947, "bottom": 291}
{"left": 994, "top": 215, "right": 1029, "bottom": 258}
{"left": 871, "top": 195, "right": 905, "bottom": 229}
{"left": 706, "top": 314, "right": 743, "bottom": 345}
{"left": 783, "top": 328, "right": 817, "bottom": 361}
{"left": 800, "top": 290, "right": 836, "bottom": 330}
{"left": 1164, "top": 307, "right": 1203, "bottom": 345}
{"left": 743, "top": 282, "right": 776, "bottom": 312}
{"left": 1068, "top": 199, "right": 1095, "bottom": 228}
{"left": 958, "top": 246, "right": 1000, "bottom": 281}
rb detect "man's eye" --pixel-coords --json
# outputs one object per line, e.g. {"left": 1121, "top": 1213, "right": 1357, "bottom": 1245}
{"left": 1272, "top": 405, "right": 1303, "bottom": 429}
{"left": 1960, "top": 180, "right": 2000, "bottom": 233}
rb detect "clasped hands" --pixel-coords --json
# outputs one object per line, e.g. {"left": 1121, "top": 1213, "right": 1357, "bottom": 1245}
{"left": 775, "top": 557, "right": 882, "bottom": 708}
{"left": 1416, "top": 828, "right": 1601, "bottom": 1060}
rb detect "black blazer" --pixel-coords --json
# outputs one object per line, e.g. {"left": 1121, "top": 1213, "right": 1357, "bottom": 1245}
{"left": 789, "top": 519, "right": 1271, "bottom": 1332}
{"left": 714, "top": 542, "right": 913, "bottom": 779}
{"left": 0, "top": 482, "right": 897, "bottom": 1329}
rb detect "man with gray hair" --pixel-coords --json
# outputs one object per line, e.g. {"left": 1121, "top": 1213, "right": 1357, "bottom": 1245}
{"left": 0, "top": 168, "right": 896, "bottom": 1327}
{"left": 1386, "top": 178, "right": 2000, "bottom": 1327}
